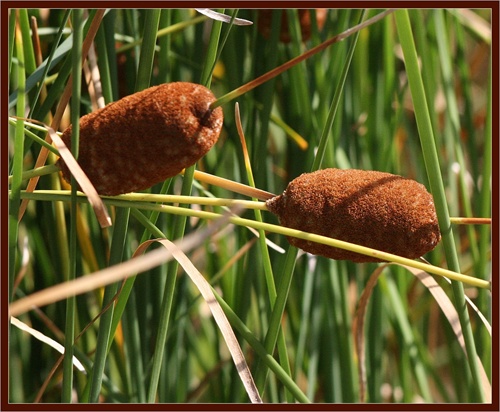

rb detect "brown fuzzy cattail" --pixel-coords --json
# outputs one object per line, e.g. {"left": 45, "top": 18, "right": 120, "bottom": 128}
{"left": 58, "top": 82, "right": 223, "bottom": 196}
{"left": 266, "top": 168, "right": 441, "bottom": 263}
{"left": 257, "top": 9, "right": 328, "bottom": 43}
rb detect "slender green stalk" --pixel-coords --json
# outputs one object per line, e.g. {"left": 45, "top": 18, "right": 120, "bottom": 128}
{"left": 29, "top": 10, "right": 72, "bottom": 118}
{"left": 476, "top": 53, "right": 492, "bottom": 372}
{"left": 395, "top": 9, "right": 485, "bottom": 402}
{"left": 434, "top": 11, "right": 479, "bottom": 264}
{"left": 94, "top": 23, "right": 113, "bottom": 104}
{"left": 61, "top": 8, "right": 83, "bottom": 403}
{"left": 87, "top": 207, "right": 130, "bottom": 402}
{"left": 214, "top": 290, "right": 310, "bottom": 403}
{"left": 157, "top": 9, "right": 172, "bottom": 84}
{"left": 30, "top": 10, "right": 100, "bottom": 121}
{"left": 381, "top": 276, "right": 432, "bottom": 401}
{"left": 9, "top": 11, "right": 26, "bottom": 301}
{"left": 236, "top": 105, "right": 292, "bottom": 401}
{"left": 147, "top": 13, "right": 223, "bottom": 401}
{"left": 18, "top": 9, "right": 36, "bottom": 75}
{"left": 146, "top": 169, "right": 194, "bottom": 402}
{"left": 134, "top": 9, "right": 161, "bottom": 91}
{"left": 17, "top": 190, "right": 490, "bottom": 290}
{"left": 200, "top": 8, "right": 224, "bottom": 87}
{"left": 8, "top": 9, "right": 16, "bottom": 74}
{"left": 312, "top": 9, "right": 363, "bottom": 170}
{"left": 256, "top": 9, "right": 364, "bottom": 396}
{"left": 87, "top": 10, "right": 161, "bottom": 402}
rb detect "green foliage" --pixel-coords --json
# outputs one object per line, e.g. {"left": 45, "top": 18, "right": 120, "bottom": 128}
{"left": 8, "top": 8, "right": 491, "bottom": 404}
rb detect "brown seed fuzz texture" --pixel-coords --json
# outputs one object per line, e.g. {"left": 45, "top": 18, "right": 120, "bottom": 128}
{"left": 58, "top": 82, "right": 223, "bottom": 195}
{"left": 266, "top": 168, "right": 441, "bottom": 263}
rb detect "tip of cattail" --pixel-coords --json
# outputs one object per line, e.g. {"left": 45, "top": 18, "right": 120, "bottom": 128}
{"left": 266, "top": 168, "right": 441, "bottom": 263}
{"left": 257, "top": 9, "right": 328, "bottom": 43}
{"left": 58, "top": 82, "right": 223, "bottom": 196}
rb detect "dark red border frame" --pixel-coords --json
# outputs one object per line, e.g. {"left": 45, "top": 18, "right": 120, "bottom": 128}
{"left": 2, "top": 3, "right": 498, "bottom": 411}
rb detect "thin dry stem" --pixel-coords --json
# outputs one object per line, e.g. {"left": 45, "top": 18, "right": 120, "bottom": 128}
{"left": 190, "top": 170, "right": 276, "bottom": 201}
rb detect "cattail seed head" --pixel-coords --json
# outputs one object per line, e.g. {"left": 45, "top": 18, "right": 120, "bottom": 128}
{"left": 257, "top": 9, "right": 328, "bottom": 43}
{"left": 266, "top": 168, "right": 441, "bottom": 262}
{"left": 58, "top": 82, "right": 223, "bottom": 195}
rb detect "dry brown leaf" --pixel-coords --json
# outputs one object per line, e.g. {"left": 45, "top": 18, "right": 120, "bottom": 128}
{"left": 48, "top": 127, "right": 111, "bottom": 228}
{"left": 9, "top": 208, "right": 236, "bottom": 317}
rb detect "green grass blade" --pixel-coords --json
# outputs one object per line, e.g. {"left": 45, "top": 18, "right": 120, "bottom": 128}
{"left": 61, "top": 8, "right": 83, "bottom": 403}
{"left": 312, "top": 9, "right": 363, "bottom": 171}
{"left": 87, "top": 10, "right": 160, "bottom": 402}
{"left": 394, "top": 9, "right": 485, "bottom": 402}
{"left": 147, "top": 13, "right": 223, "bottom": 401}
{"left": 134, "top": 9, "right": 161, "bottom": 91}
{"left": 87, "top": 207, "right": 130, "bottom": 402}
{"left": 9, "top": 12, "right": 26, "bottom": 301}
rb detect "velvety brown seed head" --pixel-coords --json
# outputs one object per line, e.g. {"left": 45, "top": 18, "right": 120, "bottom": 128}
{"left": 266, "top": 168, "right": 441, "bottom": 263}
{"left": 257, "top": 9, "right": 327, "bottom": 43}
{"left": 57, "top": 82, "right": 223, "bottom": 195}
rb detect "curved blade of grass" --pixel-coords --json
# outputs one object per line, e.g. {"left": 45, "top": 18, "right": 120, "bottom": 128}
{"left": 395, "top": 9, "right": 486, "bottom": 402}
{"left": 381, "top": 274, "right": 433, "bottom": 401}
{"left": 136, "top": 238, "right": 262, "bottom": 403}
{"left": 9, "top": 207, "right": 236, "bottom": 316}
{"left": 11, "top": 316, "right": 86, "bottom": 373}
{"left": 353, "top": 263, "right": 492, "bottom": 402}
{"left": 9, "top": 206, "right": 308, "bottom": 402}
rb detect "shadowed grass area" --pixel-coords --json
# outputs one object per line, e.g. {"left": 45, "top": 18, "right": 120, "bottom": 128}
{"left": 8, "top": 8, "right": 491, "bottom": 404}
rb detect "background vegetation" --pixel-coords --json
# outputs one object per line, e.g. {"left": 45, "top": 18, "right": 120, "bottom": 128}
{"left": 8, "top": 8, "right": 492, "bottom": 404}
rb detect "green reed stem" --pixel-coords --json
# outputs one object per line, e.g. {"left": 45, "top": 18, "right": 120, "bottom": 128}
{"left": 395, "top": 9, "right": 485, "bottom": 402}
{"left": 87, "top": 9, "right": 161, "bottom": 403}
{"left": 61, "top": 8, "right": 83, "bottom": 403}
{"left": 9, "top": 11, "right": 26, "bottom": 301}
{"left": 147, "top": 11, "right": 223, "bottom": 401}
